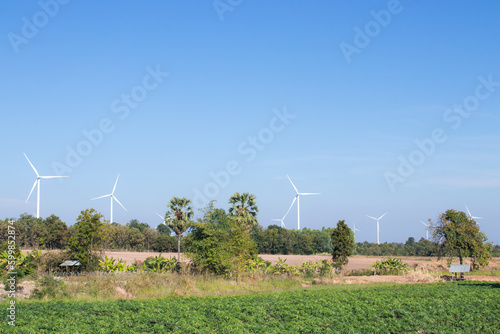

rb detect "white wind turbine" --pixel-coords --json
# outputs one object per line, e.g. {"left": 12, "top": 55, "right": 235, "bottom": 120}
{"left": 366, "top": 212, "right": 387, "bottom": 245}
{"left": 352, "top": 222, "right": 360, "bottom": 240}
{"left": 91, "top": 174, "right": 127, "bottom": 224}
{"left": 286, "top": 175, "right": 320, "bottom": 231}
{"left": 465, "top": 205, "right": 483, "bottom": 223}
{"left": 420, "top": 220, "right": 429, "bottom": 240}
{"left": 24, "top": 153, "right": 68, "bottom": 218}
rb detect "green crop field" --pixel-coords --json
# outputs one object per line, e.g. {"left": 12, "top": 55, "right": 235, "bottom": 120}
{"left": 2, "top": 281, "right": 499, "bottom": 333}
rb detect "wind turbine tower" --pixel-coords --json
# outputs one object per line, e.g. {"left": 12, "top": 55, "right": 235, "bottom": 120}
{"left": 366, "top": 212, "right": 387, "bottom": 245}
{"left": 420, "top": 220, "right": 429, "bottom": 240}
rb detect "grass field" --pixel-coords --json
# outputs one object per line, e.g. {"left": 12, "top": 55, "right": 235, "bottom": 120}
{"left": 2, "top": 281, "right": 499, "bottom": 333}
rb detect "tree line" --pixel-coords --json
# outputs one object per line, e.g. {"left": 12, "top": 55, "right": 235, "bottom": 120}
{"left": 2, "top": 201, "right": 498, "bottom": 259}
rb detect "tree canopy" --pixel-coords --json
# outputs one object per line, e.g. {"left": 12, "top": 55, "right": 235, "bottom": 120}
{"left": 330, "top": 220, "right": 354, "bottom": 270}
{"left": 431, "top": 209, "right": 492, "bottom": 270}
{"left": 228, "top": 192, "right": 258, "bottom": 228}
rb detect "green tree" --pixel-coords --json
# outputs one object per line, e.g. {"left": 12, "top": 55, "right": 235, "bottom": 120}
{"left": 165, "top": 197, "right": 194, "bottom": 262}
{"left": 157, "top": 223, "right": 172, "bottom": 235}
{"left": 67, "top": 209, "right": 104, "bottom": 270}
{"left": 188, "top": 204, "right": 257, "bottom": 279}
{"left": 127, "top": 219, "right": 150, "bottom": 233}
{"left": 331, "top": 220, "right": 354, "bottom": 270}
{"left": 42, "top": 215, "right": 68, "bottom": 249}
{"left": 431, "top": 209, "right": 492, "bottom": 270}
{"left": 228, "top": 192, "right": 258, "bottom": 230}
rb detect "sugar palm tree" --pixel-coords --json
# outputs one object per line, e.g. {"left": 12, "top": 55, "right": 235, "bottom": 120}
{"left": 165, "top": 197, "right": 193, "bottom": 262}
{"left": 228, "top": 192, "right": 258, "bottom": 229}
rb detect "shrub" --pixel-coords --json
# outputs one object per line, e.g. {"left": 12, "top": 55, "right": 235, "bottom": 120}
{"left": 372, "top": 258, "right": 410, "bottom": 275}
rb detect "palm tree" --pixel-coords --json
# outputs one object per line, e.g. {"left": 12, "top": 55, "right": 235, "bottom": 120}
{"left": 228, "top": 192, "right": 259, "bottom": 229}
{"left": 165, "top": 197, "right": 193, "bottom": 262}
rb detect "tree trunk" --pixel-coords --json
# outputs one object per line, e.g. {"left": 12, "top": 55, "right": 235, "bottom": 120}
{"left": 177, "top": 235, "right": 181, "bottom": 263}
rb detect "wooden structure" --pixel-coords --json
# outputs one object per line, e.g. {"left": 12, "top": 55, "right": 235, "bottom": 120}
{"left": 59, "top": 260, "right": 82, "bottom": 274}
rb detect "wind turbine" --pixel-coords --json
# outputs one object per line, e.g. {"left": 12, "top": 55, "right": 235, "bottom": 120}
{"left": 366, "top": 212, "right": 387, "bottom": 245}
{"left": 352, "top": 222, "right": 360, "bottom": 240}
{"left": 271, "top": 196, "right": 297, "bottom": 229}
{"left": 24, "top": 153, "right": 68, "bottom": 218}
{"left": 91, "top": 174, "right": 127, "bottom": 224}
{"left": 286, "top": 175, "right": 320, "bottom": 231}
{"left": 420, "top": 220, "right": 429, "bottom": 240}
{"left": 465, "top": 205, "right": 483, "bottom": 223}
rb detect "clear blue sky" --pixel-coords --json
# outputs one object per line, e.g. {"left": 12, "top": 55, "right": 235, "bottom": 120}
{"left": 1, "top": 1, "right": 499, "bottom": 245}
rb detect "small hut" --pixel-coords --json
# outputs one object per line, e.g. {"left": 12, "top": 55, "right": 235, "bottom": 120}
{"left": 59, "top": 260, "right": 82, "bottom": 274}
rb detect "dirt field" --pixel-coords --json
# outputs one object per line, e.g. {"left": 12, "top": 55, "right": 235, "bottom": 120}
{"left": 103, "top": 251, "right": 500, "bottom": 273}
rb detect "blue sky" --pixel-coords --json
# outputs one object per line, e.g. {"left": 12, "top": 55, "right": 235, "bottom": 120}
{"left": 1, "top": 1, "right": 499, "bottom": 245}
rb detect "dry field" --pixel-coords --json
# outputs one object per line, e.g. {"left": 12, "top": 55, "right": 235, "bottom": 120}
{"left": 103, "top": 251, "right": 500, "bottom": 276}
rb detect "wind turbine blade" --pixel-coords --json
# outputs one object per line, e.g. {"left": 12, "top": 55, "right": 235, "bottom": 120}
{"left": 113, "top": 196, "right": 127, "bottom": 212}
{"left": 283, "top": 197, "right": 297, "bottom": 219}
{"left": 286, "top": 175, "right": 299, "bottom": 194}
{"left": 26, "top": 180, "right": 37, "bottom": 202}
{"left": 299, "top": 193, "right": 320, "bottom": 195}
{"left": 112, "top": 174, "right": 120, "bottom": 194}
{"left": 271, "top": 219, "right": 281, "bottom": 222}
{"left": 24, "top": 153, "right": 39, "bottom": 177}
{"left": 91, "top": 194, "right": 111, "bottom": 200}
{"left": 378, "top": 212, "right": 388, "bottom": 220}
{"left": 156, "top": 213, "right": 164, "bottom": 220}
{"left": 420, "top": 220, "right": 428, "bottom": 227}
{"left": 39, "top": 175, "right": 68, "bottom": 179}
{"left": 366, "top": 215, "right": 377, "bottom": 220}
{"left": 465, "top": 205, "right": 472, "bottom": 217}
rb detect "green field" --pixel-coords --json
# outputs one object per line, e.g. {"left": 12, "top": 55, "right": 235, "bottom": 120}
{"left": 2, "top": 281, "right": 499, "bottom": 333}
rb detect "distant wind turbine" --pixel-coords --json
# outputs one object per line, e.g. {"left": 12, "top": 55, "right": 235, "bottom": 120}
{"left": 366, "top": 212, "right": 387, "bottom": 245}
{"left": 352, "top": 222, "right": 360, "bottom": 240}
{"left": 24, "top": 153, "right": 68, "bottom": 218}
{"left": 465, "top": 205, "right": 483, "bottom": 223}
{"left": 91, "top": 174, "right": 127, "bottom": 224}
{"left": 286, "top": 175, "right": 320, "bottom": 231}
{"left": 420, "top": 220, "right": 429, "bottom": 240}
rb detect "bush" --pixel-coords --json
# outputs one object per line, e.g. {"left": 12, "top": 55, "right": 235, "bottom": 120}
{"left": 31, "top": 276, "right": 66, "bottom": 300}
{"left": 372, "top": 258, "right": 410, "bottom": 275}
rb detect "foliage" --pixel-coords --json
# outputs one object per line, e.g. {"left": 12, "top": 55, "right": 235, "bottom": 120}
{"left": 31, "top": 276, "right": 66, "bottom": 300}
{"left": 330, "top": 220, "right": 354, "bottom": 270}
{"left": 2, "top": 282, "right": 499, "bottom": 333}
{"left": 431, "top": 209, "right": 492, "bottom": 270}
{"left": 228, "top": 192, "right": 259, "bottom": 230}
{"left": 126, "top": 219, "right": 150, "bottom": 233}
{"left": 143, "top": 254, "right": 177, "bottom": 273}
{"left": 67, "top": 209, "right": 105, "bottom": 270}
{"left": 372, "top": 258, "right": 410, "bottom": 275}
{"left": 188, "top": 203, "right": 257, "bottom": 278}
